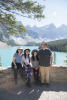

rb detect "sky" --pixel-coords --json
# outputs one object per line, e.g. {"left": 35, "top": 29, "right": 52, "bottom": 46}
{"left": 16, "top": 0, "right": 67, "bottom": 27}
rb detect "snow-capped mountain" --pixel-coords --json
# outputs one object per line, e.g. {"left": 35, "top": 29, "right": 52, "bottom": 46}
{"left": 26, "top": 23, "right": 67, "bottom": 40}
{"left": 0, "top": 21, "right": 67, "bottom": 45}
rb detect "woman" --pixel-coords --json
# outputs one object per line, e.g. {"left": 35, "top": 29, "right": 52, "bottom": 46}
{"left": 12, "top": 47, "right": 23, "bottom": 84}
{"left": 22, "top": 49, "right": 32, "bottom": 87}
{"left": 31, "top": 49, "right": 39, "bottom": 83}
{"left": 22, "top": 49, "right": 30, "bottom": 67}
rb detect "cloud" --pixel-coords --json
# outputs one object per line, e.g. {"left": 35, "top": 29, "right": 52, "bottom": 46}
{"left": 9, "top": 35, "right": 49, "bottom": 45}
{"left": 9, "top": 35, "right": 27, "bottom": 45}
{"left": 53, "top": 11, "right": 57, "bottom": 17}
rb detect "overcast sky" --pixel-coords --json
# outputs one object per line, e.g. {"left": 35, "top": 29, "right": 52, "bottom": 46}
{"left": 16, "top": 0, "right": 67, "bottom": 27}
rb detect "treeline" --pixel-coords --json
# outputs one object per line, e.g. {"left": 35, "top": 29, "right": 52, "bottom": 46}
{"left": 47, "top": 39, "right": 67, "bottom": 52}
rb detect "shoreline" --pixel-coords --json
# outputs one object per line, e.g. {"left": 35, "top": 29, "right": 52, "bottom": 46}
{"left": 0, "top": 67, "right": 10, "bottom": 71}
{"left": 0, "top": 43, "right": 67, "bottom": 53}
{"left": 0, "top": 65, "right": 67, "bottom": 71}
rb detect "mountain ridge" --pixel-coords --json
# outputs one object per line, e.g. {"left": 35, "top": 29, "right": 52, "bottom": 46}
{"left": 0, "top": 22, "right": 67, "bottom": 45}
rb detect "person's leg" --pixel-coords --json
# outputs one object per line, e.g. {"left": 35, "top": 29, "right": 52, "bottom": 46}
{"left": 33, "top": 68, "right": 36, "bottom": 81}
{"left": 19, "top": 69, "right": 22, "bottom": 78}
{"left": 14, "top": 68, "right": 18, "bottom": 84}
{"left": 36, "top": 68, "right": 39, "bottom": 80}
{"left": 17, "top": 63, "right": 24, "bottom": 79}
{"left": 45, "top": 67, "right": 50, "bottom": 84}
{"left": 26, "top": 67, "right": 31, "bottom": 87}
{"left": 40, "top": 66, "right": 45, "bottom": 83}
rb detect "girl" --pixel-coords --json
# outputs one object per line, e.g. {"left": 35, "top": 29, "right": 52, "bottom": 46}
{"left": 22, "top": 49, "right": 32, "bottom": 87}
{"left": 31, "top": 49, "right": 39, "bottom": 83}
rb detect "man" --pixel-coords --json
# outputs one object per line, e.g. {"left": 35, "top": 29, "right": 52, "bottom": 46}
{"left": 38, "top": 41, "right": 53, "bottom": 85}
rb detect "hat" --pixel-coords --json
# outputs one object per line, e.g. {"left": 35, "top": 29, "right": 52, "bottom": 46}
{"left": 32, "top": 49, "right": 38, "bottom": 55}
{"left": 41, "top": 41, "right": 47, "bottom": 45}
{"left": 24, "top": 48, "right": 30, "bottom": 52}
{"left": 17, "top": 46, "right": 23, "bottom": 50}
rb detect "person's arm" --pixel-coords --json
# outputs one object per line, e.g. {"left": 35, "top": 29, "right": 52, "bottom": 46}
{"left": 21, "top": 56, "right": 27, "bottom": 68}
{"left": 13, "top": 57, "right": 17, "bottom": 69}
{"left": 30, "top": 57, "right": 33, "bottom": 68}
{"left": 38, "top": 50, "right": 40, "bottom": 60}
{"left": 21, "top": 57, "right": 25, "bottom": 66}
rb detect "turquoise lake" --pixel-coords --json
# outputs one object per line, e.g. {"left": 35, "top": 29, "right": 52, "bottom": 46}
{"left": 0, "top": 46, "right": 67, "bottom": 67}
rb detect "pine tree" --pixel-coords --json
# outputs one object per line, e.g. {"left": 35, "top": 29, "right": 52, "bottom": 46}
{"left": 0, "top": 0, "right": 45, "bottom": 35}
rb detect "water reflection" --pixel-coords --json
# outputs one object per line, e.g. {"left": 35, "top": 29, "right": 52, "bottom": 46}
{"left": 0, "top": 56, "right": 2, "bottom": 66}
{"left": 64, "top": 56, "right": 67, "bottom": 65}
{"left": 53, "top": 52, "right": 56, "bottom": 64}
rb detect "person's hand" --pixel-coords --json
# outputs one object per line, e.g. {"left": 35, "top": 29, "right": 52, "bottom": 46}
{"left": 14, "top": 64, "right": 17, "bottom": 69}
{"left": 35, "top": 67, "right": 38, "bottom": 70}
{"left": 26, "top": 67, "right": 28, "bottom": 69}
{"left": 25, "top": 66, "right": 28, "bottom": 69}
{"left": 50, "top": 64, "right": 52, "bottom": 69}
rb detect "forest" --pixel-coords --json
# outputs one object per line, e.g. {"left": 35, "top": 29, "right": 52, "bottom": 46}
{"left": 47, "top": 39, "right": 67, "bottom": 52}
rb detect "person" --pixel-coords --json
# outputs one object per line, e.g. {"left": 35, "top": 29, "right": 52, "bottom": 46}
{"left": 31, "top": 49, "right": 39, "bottom": 83}
{"left": 38, "top": 41, "right": 53, "bottom": 85}
{"left": 22, "top": 49, "right": 30, "bottom": 67}
{"left": 12, "top": 47, "right": 23, "bottom": 84}
{"left": 22, "top": 49, "right": 32, "bottom": 87}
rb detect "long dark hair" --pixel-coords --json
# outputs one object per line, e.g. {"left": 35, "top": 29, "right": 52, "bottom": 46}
{"left": 16, "top": 50, "right": 19, "bottom": 54}
{"left": 31, "top": 52, "right": 39, "bottom": 61}
{"left": 24, "top": 50, "right": 30, "bottom": 62}
{"left": 16, "top": 49, "right": 22, "bottom": 54}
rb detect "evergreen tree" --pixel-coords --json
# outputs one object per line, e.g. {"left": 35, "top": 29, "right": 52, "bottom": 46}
{"left": 0, "top": 0, "right": 45, "bottom": 35}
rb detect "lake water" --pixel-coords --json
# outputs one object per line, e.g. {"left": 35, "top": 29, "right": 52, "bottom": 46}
{"left": 0, "top": 46, "right": 67, "bottom": 67}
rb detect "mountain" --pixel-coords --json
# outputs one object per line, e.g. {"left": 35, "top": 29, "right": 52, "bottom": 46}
{"left": 0, "top": 21, "right": 67, "bottom": 46}
{"left": 26, "top": 23, "right": 67, "bottom": 40}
